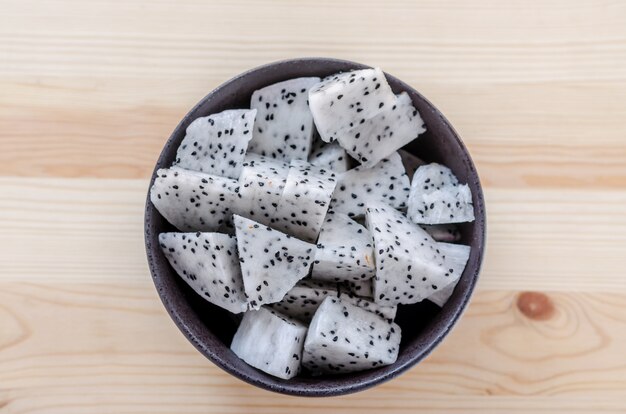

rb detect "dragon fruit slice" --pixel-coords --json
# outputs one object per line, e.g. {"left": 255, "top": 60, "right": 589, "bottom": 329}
{"left": 398, "top": 149, "right": 426, "bottom": 180}
{"left": 342, "top": 279, "right": 374, "bottom": 298}
{"left": 249, "top": 77, "right": 320, "bottom": 161}
{"left": 158, "top": 232, "right": 248, "bottom": 313}
{"left": 311, "top": 211, "right": 375, "bottom": 282}
{"left": 339, "top": 291, "right": 397, "bottom": 322}
{"left": 271, "top": 279, "right": 395, "bottom": 323}
{"left": 150, "top": 168, "right": 241, "bottom": 232}
{"left": 420, "top": 224, "right": 462, "bottom": 242}
{"left": 303, "top": 297, "right": 401, "bottom": 374}
{"left": 427, "top": 242, "right": 471, "bottom": 307}
{"left": 330, "top": 152, "right": 410, "bottom": 217}
{"left": 272, "top": 160, "right": 337, "bottom": 243}
{"left": 173, "top": 109, "right": 256, "bottom": 179}
{"left": 271, "top": 279, "right": 338, "bottom": 322}
{"left": 407, "top": 163, "right": 475, "bottom": 224}
{"left": 366, "top": 202, "right": 462, "bottom": 305}
{"left": 336, "top": 92, "right": 426, "bottom": 168}
{"left": 308, "top": 140, "right": 351, "bottom": 173}
{"left": 231, "top": 307, "right": 306, "bottom": 379}
{"left": 309, "top": 68, "right": 396, "bottom": 143}
{"left": 234, "top": 215, "right": 316, "bottom": 309}
{"left": 237, "top": 154, "right": 289, "bottom": 228}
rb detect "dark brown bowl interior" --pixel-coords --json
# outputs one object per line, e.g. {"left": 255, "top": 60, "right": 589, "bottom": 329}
{"left": 144, "top": 58, "right": 486, "bottom": 397}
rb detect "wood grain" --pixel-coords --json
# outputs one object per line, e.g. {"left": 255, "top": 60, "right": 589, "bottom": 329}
{"left": 2, "top": 0, "right": 626, "bottom": 412}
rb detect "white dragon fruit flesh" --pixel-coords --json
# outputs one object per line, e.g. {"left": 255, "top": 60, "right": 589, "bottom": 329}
{"left": 237, "top": 153, "right": 289, "bottom": 228}
{"left": 420, "top": 223, "right": 462, "bottom": 243}
{"left": 427, "top": 242, "right": 471, "bottom": 307}
{"left": 330, "top": 152, "right": 410, "bottom": 218}
{"left": 271, "top": 279, "right": 396, "bottom": 323}
{"left": 407, "top": 163, "right": 475, "bottom": 224}
{"left": 311, "top": 210, "right": 375, "bottom": 283}
{"left": 342, "top": 278, "right": 374, "bottom": 298}
{"left": 308, "top": 68, "right": 396, "bottom": 144}
{"left": 173, "top": 109, "right": 256, "bottom": 179}
{"left": 336, "top": 92, "right": 426, "bottom": 168}
{"left": 249, "top": 77, "right": 320, "bottom": 161}
{"left": 303, "top": 297, "right": 401, "bottom": 374}
{"left": 272, "top": 159, "right": 337, "bottom": 243}
{"left": 270, "top": 279, "right": 339, "bottom": 322}
{"left": 234, "top": 215, "right": 315, "bottom": 310}
{"left": 366, "top": 202, "right": 462, "bottom": 306}
{"left": 308, "top": 140, "right": 351, "bottom": 173}
{"left": 231, "top": 307, "right": 306, "bottom": 379}
{"left": 159, "top": 232, "right": 248, "bottom": 313}
{"left": 398, "top": 149, "right": 426, "bottom": 180}
{"left": 150, "top": 167, "right": 241, "bottom": 232}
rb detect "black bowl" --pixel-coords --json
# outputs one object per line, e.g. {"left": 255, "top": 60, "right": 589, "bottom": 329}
{"left": 144, "top": 57, "right": 486, "bottom": 396}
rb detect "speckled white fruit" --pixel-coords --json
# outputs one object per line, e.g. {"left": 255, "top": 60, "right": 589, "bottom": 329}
{"left": 173, "top": 109, "right": 256, "bottom": 179}
{"left": 427, "top": 242, "right": 471, "bottom": 307}
{"left": 330, "top": 152, "right": 410, "bottom": 218}
{"left": 337, "top": 92, "right": 425, "bottom": 167}
{"left": 308, "top": 140, "right": 351, "bottom": 173}
{"left": 303, "top": 297, "right": 401, "bottom": 374}
{"left": 150, "top": 167, "right": 241, "bottom": 232}
{"left": 272, "top": 159, "right": 337, "bottom": 243}
{"left": 311, "top": 211, "right": 375, "bottom": 283}
{"left": 158, "top": 232, "right": 248, "bottom": 313}
{"left": 250, "top": 77, "right": 320, "bottom": 161}
{"left": 234, "top": 215, "right": 316, "bottom": 310}
{"left": 407, "top": 163, "right": 475, "bottom": 224}
{"left": 308, "top": 68, "right": 396, "bottom": 143}
{"left": 366, "top": 202, "right": 462, "bottom": 306}
{"left": 231, "top": 307, "right": 307, "bottom": 379}
{"left": 237, "top": 153, "right": 289, "bottom": 228}
{"left": 271, "top": 279, "right": 396, "bottom": 323}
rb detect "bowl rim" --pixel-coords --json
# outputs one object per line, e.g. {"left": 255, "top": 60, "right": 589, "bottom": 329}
{"left": 144, "top": 57, "right": 486, "bottom": 397}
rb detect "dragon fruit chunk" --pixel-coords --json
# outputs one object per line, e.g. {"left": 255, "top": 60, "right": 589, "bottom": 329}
{"left": 308, "top": 140, "right": 351, "bottom": 173}
{"left": 407, "top": 163, "right": 475, "bottom": 224}
{"left": 427, "top": 242, "right": 471, "bottom": 307}
{"left": 337, "top": 291, "right": 397, "bottom": 322}
{"left": 311, "top": 211, "right": 375, "bottom": 282}
{"left": 150, "top": 168, "right": 241, "bottom": 232}
{"left": 342, "top": 278, "right": 374, "bottom": 298}
{"left": 398, "top": 149, "right": 426, "bottom": 180}
{"left": 270, "top": 279, "right": 339, "bottom": 322}
{"left": 337, "top": 92, "right": 426, "bottom": 168}
{"left": 231, "top": 307, "right": 306, "bottom": 379}
{"left": 173, "top": 109, "right": 256, "bottom": 179}
{"left": 271, "top": 279, "right": 396, "bottom": 323}
{"left": 420, "top": 223, "right": 462, "bottom": 243}
{"left": 237, "top": 154, "right": 289, "bottom": 228}
{"left": 249, "top": 77, "right": 321, "bottom": 161}
{"left": 272, "top": 159, "right": 337, "bottom": 243}
{"left": 303, "top": 297, "right": 401, "bottom": 374}
{"left": 308, "top": 68, "right": 396, "bottom": 143}
{"left": 366, "top": 202, "right": 462, "bottom": 306}
{"left": 234, "top": 215, "right": 316, "bottom": 310}
{"left": 159, "top": 232, "right": 247, "bottom": 313}
{"left": 330, "top": 152, "right": 410, "bottom": 218}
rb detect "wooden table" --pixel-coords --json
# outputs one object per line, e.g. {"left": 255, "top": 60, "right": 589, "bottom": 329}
{"left": 2, "top": 1, "right": 626, "bottom": 412}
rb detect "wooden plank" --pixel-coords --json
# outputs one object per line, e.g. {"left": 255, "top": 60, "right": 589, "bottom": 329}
{"left": 1, "top": 284, "right": 625, "bottom": 413}
{"left": 1, "top": 1, "right": 626, "bottom": 82}
{"left": 1, "top": 177, "right": 625, "bottom": 292}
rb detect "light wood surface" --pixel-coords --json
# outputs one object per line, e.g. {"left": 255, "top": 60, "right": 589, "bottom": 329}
{"left": 1, "top": 0, "right": 626, "bottom": 412}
